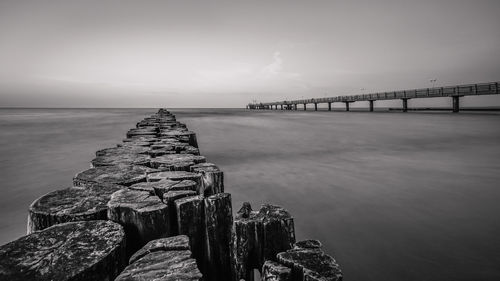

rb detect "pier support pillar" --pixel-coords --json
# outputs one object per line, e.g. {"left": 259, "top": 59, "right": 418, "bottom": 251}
{"left": 328, "top": 102, "right": 332, "bottom": 111}
{"left": 303, "top": 104, "right": 306, "bottom": 111}
{"left": 369, "top": 100, "right": 374, "bottom": 112}
{"left": 280, "top": 104, "right": 283, "bottom": 110}
{"left": 401, "top": 98, "right": 409, "bottom": 112}
{"left": 452, "top": 96, "right": 460, "bottom": 113}
{"left": 343, "top": 102, "right": 353, "bottom": 111}
{"left": 294, "top": 104, "right": 297, "bottom": 110}
{"left": 314, "top": 103, "right": 318, "bottom": 111}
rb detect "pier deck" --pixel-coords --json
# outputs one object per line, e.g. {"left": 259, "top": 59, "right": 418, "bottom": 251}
{"left": 248, "top": 81, "right": 499, "bottom": 112}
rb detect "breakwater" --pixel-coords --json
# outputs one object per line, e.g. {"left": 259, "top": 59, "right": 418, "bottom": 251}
{"left": 0, "top": 109, "right": 342, "bottom": 281}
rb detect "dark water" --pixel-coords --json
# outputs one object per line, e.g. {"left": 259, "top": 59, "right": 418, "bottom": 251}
{"left": 1, "top": 108, "right": 500, "bottom": 281}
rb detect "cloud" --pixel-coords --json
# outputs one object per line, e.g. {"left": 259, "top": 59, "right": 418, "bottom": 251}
{"left": 261, "top": 52, "right": 283, "bottom": 77}
{"left": 260, "top": 51, "right": 300, "bottom": 80}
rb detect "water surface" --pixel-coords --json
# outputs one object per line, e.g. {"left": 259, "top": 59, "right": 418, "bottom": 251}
{"left": 1, "top": 108, "right": 500, "bottom": 281}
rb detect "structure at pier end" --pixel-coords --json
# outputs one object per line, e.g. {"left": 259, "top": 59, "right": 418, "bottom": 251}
{"left": 0, "top": 109, "right": 343, "bottom": 281}
{"left": 248, "top": 81, "right": 499, "bottom": 112}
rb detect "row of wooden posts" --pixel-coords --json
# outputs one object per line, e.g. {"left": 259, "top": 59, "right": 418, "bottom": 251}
{"left": 0, "top": 109, "right": 342, "bottom": 281}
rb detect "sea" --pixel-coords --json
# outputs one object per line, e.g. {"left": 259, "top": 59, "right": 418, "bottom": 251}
{"left": 1, "top": 108, "right": 499, "bottom": 281}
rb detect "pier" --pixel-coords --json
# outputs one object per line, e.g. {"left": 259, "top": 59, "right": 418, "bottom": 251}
{"left": 247, "top": 81, "right": 499, "bottom": 112}
{"left": 0, "top": 109, "right": 342, "bottom": 281}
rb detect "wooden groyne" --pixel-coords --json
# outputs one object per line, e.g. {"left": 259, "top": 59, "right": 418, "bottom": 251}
{"left": 0, "top": 109, "right": 343, "bottom": 281}
{"left": 248, "top": 81, "right": 500, "bottom": 112}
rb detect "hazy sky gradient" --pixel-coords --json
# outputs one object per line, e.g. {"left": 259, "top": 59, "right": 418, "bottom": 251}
{"left": 1, "top": 0, "right": 500, "bottom": 107}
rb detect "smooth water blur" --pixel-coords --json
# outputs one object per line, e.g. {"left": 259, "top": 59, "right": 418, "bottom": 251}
{"left": 1, "top": 108, "right": 500, "bottom": 281}
{"left": 172, "top": 109, "right": 500, "bottom": 281}
{"left": 0, "top": 108, "right": 154, "bottom": 243}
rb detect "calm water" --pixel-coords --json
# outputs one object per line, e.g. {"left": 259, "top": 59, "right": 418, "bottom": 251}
{"left": 1, "top": 108, "right": 500, "bottom": 281}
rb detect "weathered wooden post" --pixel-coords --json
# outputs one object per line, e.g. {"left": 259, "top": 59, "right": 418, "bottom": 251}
{"left": 191, "top": 162, "right": 224, "bottom": 196}
{"left": 175, "top": 195, "right": 205, "bottom": 269}
{"left": 369, "top": 100, "right": 374, "bottom": 112}
{"left": 0, "top": 221, "right": 127, "bottom": 281}
{"left": 276, "top": 239, "right": 343, "bottom": 281}
{"left": 28, "top": 183, "right": 121, "bottom": 233}
{"left": 116, "top": 235, "right": 202, "bottom": 280}
{"left": 147, "top": 171, "right": 202, "bottom": 192}
{"left": 73, "top": 165, "right": 149, "bottom": 188}
{"left": 231, "top": 202, "right": 295, "bottom": 281}
{"left": 160, "top": 130, "right": 198, "bottom": 148}
{"left": 107, "top": 188, "right": 170, "bottom": 256}
{"left": 204, "top": 193, "right": 233, "bottom": 281}
{"left": 262, "top": 260, "right": 292, "bottom": 281}
{"left": 163, "top": 190, "right": 197, "bottom": 235}
{"left": 149, "top": 153, "right": 206, "bottom": 171}
{"left": 130, "top": 179, "right": 197, "bottom": 199}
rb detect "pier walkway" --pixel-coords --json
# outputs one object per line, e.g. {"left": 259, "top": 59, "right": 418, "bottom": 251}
{"left": 247, "top": 81, "right": 499, "bottom": 112}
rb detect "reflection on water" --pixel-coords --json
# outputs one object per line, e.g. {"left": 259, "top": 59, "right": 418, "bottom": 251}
{"left": 1, "top": 108, "right": 500, "bottom": 281}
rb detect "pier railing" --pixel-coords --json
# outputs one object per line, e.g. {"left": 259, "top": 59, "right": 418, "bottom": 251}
{"left": 248, "top": 81, "right": 499, "bottom": 112}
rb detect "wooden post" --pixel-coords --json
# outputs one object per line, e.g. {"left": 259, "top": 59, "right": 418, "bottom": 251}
{"left": 369, "top": 100, "right": 374, "bottom": 112}
{"left": 303, "top": 104, "right": 306, "bottom": 110}
{"left": 176, "top": 195, "right": 205, "bottom": 271}
{"left": 73, "top": 165, "right": 149, "bottom": 188}
{"left": 314, "top": 103, "right": 318, "bottom": 111}
{"left": 276, "top": 239, "right": 343, "bottom": 281}
{"left": 163, "top": 190, "right": 197, "bottom": 236}
{"left": 190, "top": 163, "right": 224, "bottom": 196}
{"left": 130, "top": 179, "right": 197, "bottom": 199}
{"left": 204, "top": 193, "right": 233, "bottom": 281}
{"left": 107, "top": 189, "right": 170, "bottom": 257}
{"left": 262, "top": 260, "right": 291, "bottom": 281}
{"left": 128, "top": 235, "right": 190, "bottom": 264}
{"left": 147, "top": 171, "right": 202, "bottom": 193}
{"left": 28, "top": 183, "right": 121, "bottom": 233}
{"left": 0, "top": 221, "right": 127, "bottom": 281}
{"left": 160, "top": 130, "right": 198, "bottom": 148}
{"left": 328, "top": 102, "right": 332, "bottom": 111}
{"left": 231, "top": 203, "right": 295, "bottom": 281}
{"left": 117, "top": 235, "right": 202, "bottom": 281}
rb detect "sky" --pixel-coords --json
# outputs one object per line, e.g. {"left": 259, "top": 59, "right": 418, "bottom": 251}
{"left": 1, "top": 0, "right": 500, "bottom": 108}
